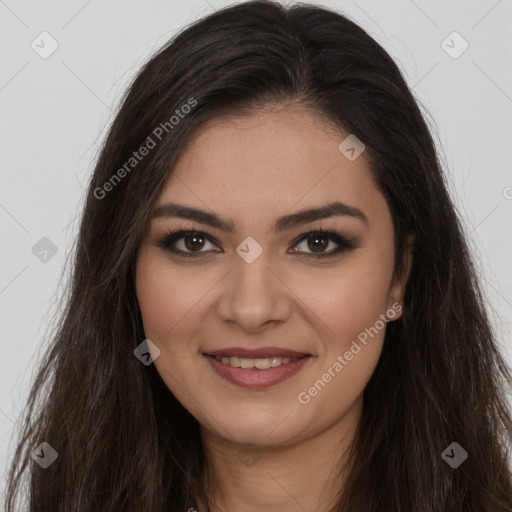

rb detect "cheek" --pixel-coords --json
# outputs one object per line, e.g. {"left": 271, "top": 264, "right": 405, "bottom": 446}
{"left": 301, "top": 248, "right": 394, "bottom": 409}
{"left": 295, "top": 263, "right": 390, "bottom": 414}
{"left": 135, "top": 253, "right": 206, "bottom": 343}
{"left": 294, "top": 255, "right": 393, "bottom": 346}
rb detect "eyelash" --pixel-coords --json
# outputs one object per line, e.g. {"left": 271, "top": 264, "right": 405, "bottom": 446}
{"left": 156, "top": 225, "right": 358, "bottom": 260}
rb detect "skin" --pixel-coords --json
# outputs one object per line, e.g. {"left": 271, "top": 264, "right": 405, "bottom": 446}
{"left": 135, "top": 103, "right": 413, "bottom": 512}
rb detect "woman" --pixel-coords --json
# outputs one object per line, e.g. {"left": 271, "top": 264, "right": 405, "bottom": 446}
{"left": 5, "top": 1, "right": 512, "bottom": 511}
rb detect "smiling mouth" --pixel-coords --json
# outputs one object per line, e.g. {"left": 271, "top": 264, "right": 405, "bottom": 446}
{"left": 204, "top": 354, "right": 310, "bottom": 369}
{"left": 203, "top": 353, "right": 312, "bottom": 388}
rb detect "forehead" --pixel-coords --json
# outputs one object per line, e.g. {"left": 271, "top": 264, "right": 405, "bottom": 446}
{"left": 157, "top": 106, "right": 386, "bottom": 227}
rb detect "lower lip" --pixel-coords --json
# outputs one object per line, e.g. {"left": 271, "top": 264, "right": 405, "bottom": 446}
{"left": 204, "top": 354, "right": 312, "bottom": 389}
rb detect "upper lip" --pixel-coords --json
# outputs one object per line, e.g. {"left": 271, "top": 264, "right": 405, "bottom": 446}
{"left": 204, "top": 347, "right": 310, "bottom": 358}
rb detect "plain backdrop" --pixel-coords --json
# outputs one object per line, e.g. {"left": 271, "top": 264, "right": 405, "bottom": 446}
{"left": 1, "top": 0, "right": 511, "bottom": 501}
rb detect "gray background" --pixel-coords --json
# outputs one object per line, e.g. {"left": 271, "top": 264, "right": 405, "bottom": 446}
{"left": 1, "top": 0, "right": 511, "bottom": 500}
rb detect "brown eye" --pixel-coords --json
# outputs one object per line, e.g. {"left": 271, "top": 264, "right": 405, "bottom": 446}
{"left": 157, "top": 230, "right": 219, "bottom": 257}
{"left": 292, "top": 230, "right": 352, "bottom": 257}
{"left": 306, "top": 233, "right": 330, "bottom": 253}
{"left": 183, "top": 233, "right": 207, "bottom": 252}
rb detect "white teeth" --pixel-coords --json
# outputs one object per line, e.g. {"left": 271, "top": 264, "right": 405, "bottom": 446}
{"left": 215, "top": 355, "right": 301, "bottom": 369}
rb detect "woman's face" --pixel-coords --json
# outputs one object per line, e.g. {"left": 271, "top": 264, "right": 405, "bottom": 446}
{"left": 136, "top": 105, "right": 410, "bottom": 447}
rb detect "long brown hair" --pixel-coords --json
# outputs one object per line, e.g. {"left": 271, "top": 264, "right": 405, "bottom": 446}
{"left": 5, "top": 1, "right": 512, "bottom": 510}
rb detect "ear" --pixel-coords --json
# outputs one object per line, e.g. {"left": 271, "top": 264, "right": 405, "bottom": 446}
{"left": 387, "top": 233, "right": 415, "bottom": 320}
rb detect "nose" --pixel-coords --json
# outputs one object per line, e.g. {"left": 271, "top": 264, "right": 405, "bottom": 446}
{"left": 216, "top": 249, "right": 293, "bottom": 332}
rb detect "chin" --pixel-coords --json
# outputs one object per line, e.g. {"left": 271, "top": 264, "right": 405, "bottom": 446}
{"left": 206, "top": 413, "right": 303, "bottom": 446}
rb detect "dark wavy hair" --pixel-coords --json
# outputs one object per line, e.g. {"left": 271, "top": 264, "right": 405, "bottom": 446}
{"left": 5, "top": 1, "right": 512, "bottom": 510}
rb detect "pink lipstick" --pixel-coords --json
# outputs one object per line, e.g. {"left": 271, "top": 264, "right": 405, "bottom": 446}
{"left": 203, "top": 352, "right": 312, "bottom": 388}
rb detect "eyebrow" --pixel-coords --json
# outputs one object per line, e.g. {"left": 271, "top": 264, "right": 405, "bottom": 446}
{"left": 152, "top": 200, "right": 369, "bottom": 233}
